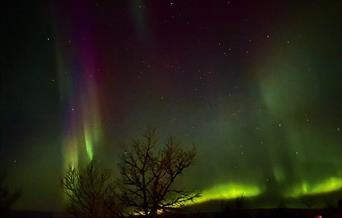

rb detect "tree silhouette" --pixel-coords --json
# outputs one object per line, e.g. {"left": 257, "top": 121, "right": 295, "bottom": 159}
{"left": 62, "top": 161, "right": 122, "bottom": 218}
{"left": 118, "top": 129, "right": 199, "bottom": 217}
{"left": 0, "top": 170, "right": 21, "bottom": 216}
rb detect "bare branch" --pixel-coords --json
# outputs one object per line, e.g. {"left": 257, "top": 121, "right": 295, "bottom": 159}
{"left": 118, "top": 129, "right": 199, "bottom": 217}
{"left": 62, "top": 161, "right": 122, "bottom": 218}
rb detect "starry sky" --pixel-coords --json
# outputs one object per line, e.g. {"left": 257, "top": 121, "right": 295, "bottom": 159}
{"left": 1, "top": 0, "right": 342, "bottom": 211}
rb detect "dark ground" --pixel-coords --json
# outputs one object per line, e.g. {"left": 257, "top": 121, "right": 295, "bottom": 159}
{"left": 4, "top": 208, "right": 342, "bottom": 218}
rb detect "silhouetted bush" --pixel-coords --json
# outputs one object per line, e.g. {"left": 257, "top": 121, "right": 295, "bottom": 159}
{"left": 0, "top": 170, "right": 21, "bottom": 216}
{"left": 62, "top": 161, "right": 122, "bottom": 218}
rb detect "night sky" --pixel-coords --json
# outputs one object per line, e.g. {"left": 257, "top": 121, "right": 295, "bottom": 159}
{"left": 1, "top": 0, "right": 342, "bottom": 211}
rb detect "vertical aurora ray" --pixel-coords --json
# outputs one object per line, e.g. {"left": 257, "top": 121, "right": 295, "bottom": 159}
{"left": 58, "top": 56, "right": 102, "bottom": 169}
{"left": 62, "top": 51, "right": 102, "bottom": 168}
{"left": 53, "top": 1, "right": 103, "bottom": 170}
{"left": 254, "top": 28, "right": 342, "bottom": 200}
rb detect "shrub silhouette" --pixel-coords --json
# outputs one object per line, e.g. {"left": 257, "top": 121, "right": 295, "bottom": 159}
{"left": 62, "top": 161, "right": 122, "bottom": 218}
{"left": 0, "top": 170, "right": 21, "bottom": 216}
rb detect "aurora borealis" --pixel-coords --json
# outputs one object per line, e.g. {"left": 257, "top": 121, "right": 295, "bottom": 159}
{"left": 1, "top": 0, "right": 342, "bottom": 211}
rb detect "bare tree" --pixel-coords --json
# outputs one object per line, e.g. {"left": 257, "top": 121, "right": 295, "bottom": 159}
{"left": 0, "top": 170, "right": 21, "bottom": 216}
{"left": 119, "top": 129, "right": 199, "bottom": 217}
{"left": 62, "top": 161, "right": 122, "bottom": 218}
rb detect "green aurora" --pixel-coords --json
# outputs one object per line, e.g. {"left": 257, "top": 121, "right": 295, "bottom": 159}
{"left": 1, "top": 0, "right": 341, "bottom": 211}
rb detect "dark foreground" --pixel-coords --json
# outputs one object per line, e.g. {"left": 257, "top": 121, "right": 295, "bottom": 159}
{"left": 165, "top": 208, "right": 342, "bottom": 218}
{"left": 4, "top": 208, "right": 342, "bottom": 218}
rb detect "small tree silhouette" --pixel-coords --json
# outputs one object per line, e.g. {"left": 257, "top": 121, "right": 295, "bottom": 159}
{"left": 119, "top": 129, "right": 199, "bottom": 217}
{"left": 234, "top": 195, "right": 246, "bottom": 209}
{"left": 300, "top": 197, "right": 314, "bottom": 209}
{"left": 62, "top": 161, "right": 122, "bottom": 218}
{"left": 0, "top": 170, "right": 21, "bottom": 216}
